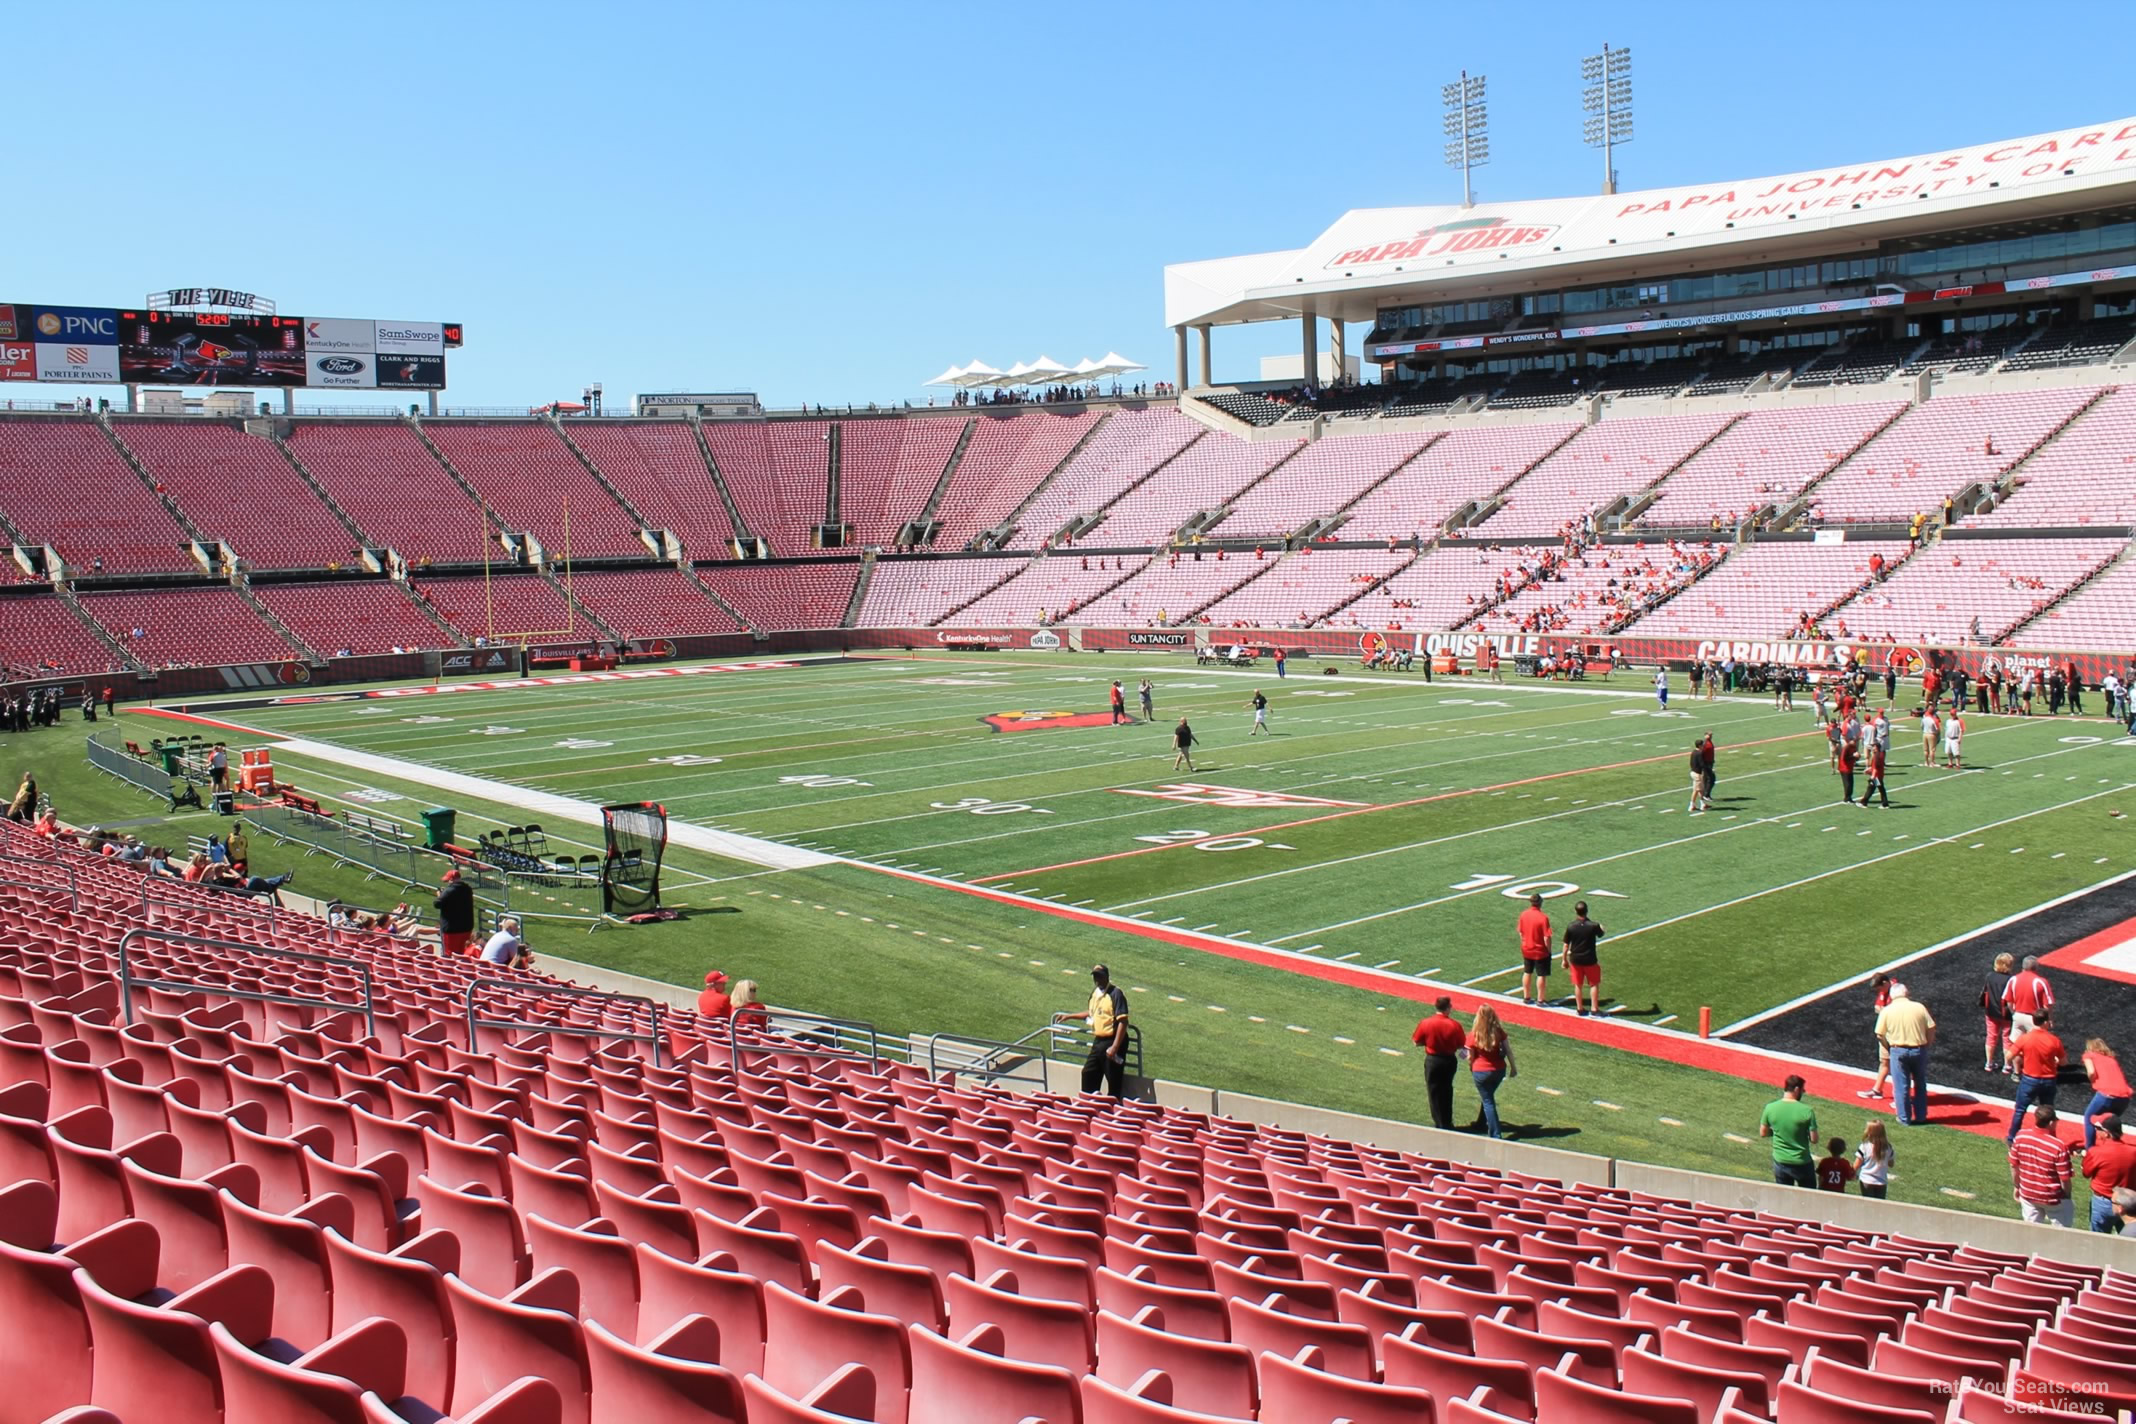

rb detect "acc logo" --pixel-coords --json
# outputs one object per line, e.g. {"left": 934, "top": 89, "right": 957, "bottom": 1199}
{"left": 317, "top": 356, "right": 365, "bottom": 376}
{"left": 981, "top": 708, "right": 1121, "bottom": 733}
{"left": 1326, "top": 216, "right": 1559, "bottom": 270}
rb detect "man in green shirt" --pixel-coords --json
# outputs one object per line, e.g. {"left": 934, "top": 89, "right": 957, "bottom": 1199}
{"left": 1759, "top": 1074, "right": 1820, "bottom": 1187}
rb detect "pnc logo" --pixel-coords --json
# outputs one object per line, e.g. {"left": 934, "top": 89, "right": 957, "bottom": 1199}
{"left": 36, "top": 314, "right": 60, "bottom": 336}
{"left": 1325, "top": 216, "right": 1559, "bottom": 269}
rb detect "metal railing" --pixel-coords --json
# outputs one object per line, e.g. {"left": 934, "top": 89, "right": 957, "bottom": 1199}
{"left": 919, "top": 1021, "right": 1075, "bottom": 1092}
{"left": 140, "top": 877, "right": 280, "bottom": 924}
{"left": 722, "top": 1007, "right": 883, "bottom": 1077}
{"left": 0, "top": 855, "right": 78, "bottom": 909}
{"left": 1049, "top": 1021, "right": 1146, "bottom": 1082}
{"left": 117, "top": 930, "right": 375, "bottom": 1037}
{"left": 86, "top": 729, "right": 184, "bottom": 800}
{"left": 464, "top": 977, "right": 664, "bottom": 1065}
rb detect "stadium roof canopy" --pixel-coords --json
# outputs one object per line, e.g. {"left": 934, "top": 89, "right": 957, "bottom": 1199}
{"left": 1164, "top": 117, "right": 2136, "bottom": 332}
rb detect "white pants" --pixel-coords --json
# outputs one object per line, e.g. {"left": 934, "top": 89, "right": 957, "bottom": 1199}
{"left": 2020, "top": 1198, "right": 2073, "bottom": 1228}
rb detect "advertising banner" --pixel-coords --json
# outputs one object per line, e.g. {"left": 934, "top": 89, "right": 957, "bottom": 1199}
{"left": 301, "top": 317, "right": 375, "bottom": 353}
{"left": 0, "top": 338, "right": 36, "bottom": 381}
{"left": 374, "top": 353, "right": 445, "bottom": 389}
{"left": 30, "top": 305, "right": 120, "bottom": 345}
{"left": 374, "top": 321, "right": 443, "bottom": 355}
{"left": 306, "top": 351, "right": 378, "bottom": 388}
{"left": 35, "top": 342, "right": 120, "bottom": 383}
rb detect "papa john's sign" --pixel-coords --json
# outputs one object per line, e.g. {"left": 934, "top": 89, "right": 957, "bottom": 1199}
{"left": 1324, "top": 216, "right": 1560, "bottom": 271}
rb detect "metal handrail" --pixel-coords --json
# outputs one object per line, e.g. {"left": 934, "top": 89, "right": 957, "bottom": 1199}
{"left": 721, "top": 1006, "right": 882, "bottom": 1077}
{"left": 0, "top": 855, "right": 78, "bottom": 909}
{"left": 141, "top": 876, "right": 278, "bottom": 920}
{"left": 921, "top": 1023, "right": 1068, "bottom": 1091}
{"left": 464, "top": 976, "right": 664, "bottom": 1066}
{"left": 116, "top": 930, "right": 375, "bottom": 1037}
{"left": 1050, "top": 1019, "right": 1146, "bottom": 1081}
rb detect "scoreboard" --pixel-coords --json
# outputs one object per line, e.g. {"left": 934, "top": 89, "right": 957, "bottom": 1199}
{"left": 0, "top": 298, "right": 461, "bottom": 389}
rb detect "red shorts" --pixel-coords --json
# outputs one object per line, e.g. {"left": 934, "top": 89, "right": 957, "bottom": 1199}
{"left": 1569, "top": 962, "right": 1601, "bottom": 989}
{"left": 441, "top": 932, "right": 473, "bottom": 958}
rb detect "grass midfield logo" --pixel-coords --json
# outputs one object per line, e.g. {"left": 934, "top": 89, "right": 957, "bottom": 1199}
{"left": 981, "top": 709, "right": 1123, "bottom": 733}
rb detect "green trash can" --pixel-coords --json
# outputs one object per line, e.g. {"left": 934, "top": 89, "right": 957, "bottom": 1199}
{"left": 160, "top": 745, "right": 185, "bottom": 777}
{"left": 419, "top": 807, "right": 458, "bottom": 851}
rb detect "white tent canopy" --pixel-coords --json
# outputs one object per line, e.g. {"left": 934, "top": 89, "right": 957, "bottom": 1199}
{"left": 923, "top": 363, "right": 969, "bottom": 387}
{"left": 928, "top": 353, "right": 1144, "bottom": 389}
{"left": 1092, "top": 351, "right": 1147, "bottom": 378}
{"left": 952, "top": 360, "right": 1005, "bottom": 387}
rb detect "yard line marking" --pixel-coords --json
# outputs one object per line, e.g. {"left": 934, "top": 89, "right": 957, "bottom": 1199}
{"left": 1286, "top": 1025, "right": 1312, "bottom": 1034}
{"left": 1379, "top": 1047, "right": 1404, "bottom": 1057}
{"left": 1654, "top": 1014, "right": 1678, "bottom": 1026}
{"left": 1723, "top": 1132, "right": 1752, "bottom": 1144}
{"left": 1374, "top": 960, "right": 1402, "bottom": 970}
{"left": 1462, "top": 966, "right": 1523, "bottom": 985}
{"left": 1592, "top": 1100, "right": 1624, "bottom": 1111}
{"left": 1535, "top": 1086, "right": 1564, "bottom": 1096}
{"left": 1335, "top": 951, "right": 1361, "bottom": 962}
{"left": 1658, "top": 1116, "right": 1684, "bottom": 1126}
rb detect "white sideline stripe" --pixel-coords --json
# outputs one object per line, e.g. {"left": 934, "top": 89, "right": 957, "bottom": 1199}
{"left": 1715, "top": 863, "right": 2136, "bottom": 1038}
{"left": 275, "top": 737, "right": 834, "bottom": 872}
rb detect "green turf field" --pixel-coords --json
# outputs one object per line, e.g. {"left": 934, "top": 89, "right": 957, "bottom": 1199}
{"left": 96, "top": 651, "right": 2136, "bottom": 1211}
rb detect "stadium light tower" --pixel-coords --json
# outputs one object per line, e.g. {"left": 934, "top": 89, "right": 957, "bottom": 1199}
{"left": 1581, "top": 43, "right": 1633, "bottom": 195}
{"left": 1441, "top": 70, "right": 1488, "bottom": 208}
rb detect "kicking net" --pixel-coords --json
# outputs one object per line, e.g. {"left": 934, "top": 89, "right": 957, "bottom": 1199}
{"left": 600, "top": 801, "right": 668, "bottom": 917}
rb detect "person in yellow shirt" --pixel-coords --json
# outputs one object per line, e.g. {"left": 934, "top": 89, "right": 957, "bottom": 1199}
{"left": 1873, "top": 983, "right": 1937, "bottom": 1127}
{"left": 1056, "top": 963, "right": 1131, "bottom": 1098}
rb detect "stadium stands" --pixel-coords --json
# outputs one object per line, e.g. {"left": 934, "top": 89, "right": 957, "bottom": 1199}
{"left": 5, "top": 813, "right": 2126, "bottom": 1424}
{"left": 2016, "top": 550, "right": 2136, "bottom": 649}
{"left": 283, "top": 423, "right": 487, "bottom": 566}
{"left": 1968, "top": 385, "right": 2136, "bottom": 529}
{"left": 1821, "top": 536, "right": 2126, "bottom": 644}
{"left": 422, "top": 422, "right": 647, "bottom": 559}
{"left": 1085, "top": 434, "right": 1300, "bottom": 546}
{"left": 73, "top": 587, "right": 296, "bottom": 668}
{"left": 1633, "top": 402, "right": 1906, "bottom": 532}
{"left": 1360, "top": 546, "right": 1538, "bottom": 631}
{"left": 837, "top": 419, "right": 964, "bottom": 548}
{"left": 930, "top": 411, "right": 1103, "bottom": 551}
{"left": 565, "top": 422, "right": 740, "bottom": 558}
{"left": 1006, "top": 408, "right": 1202, "bottom": 549}
{"left": 1479, "top": 412, "right": 1738, "bottom": 537}
{"left": 1622, "top": 540, "right": 1910, "bottom": 639}
{"left": 414, "top": 573, "right": 586, "bottom": 645}
{"left": 1214, "top": 431, "right": 1434, "bottom": 541}
{"left": 704, "top": 422, "right": 834, "bottom": 557}
{"left": 1340, "top": 423, "right": 1584, "bottom": 543}
{"left": 696, "top": 562, "right": 860, "bottom": 632}
{"left": 0, "top": 595, "right": 133, "bottom": 676}
{"left": 551, "top": 568, "right": 747, "bottom": 639}
{"left": 1067, "top": 550, "right": 1268, "bottom": 628}
{"left": 944, "top": 553, "right": 1149, "bottom": 627}
{"left": 251, "top": 581, "right": 458, "bottom": 657}
{"left": 112, "top": 421, "right": 362, "bottom": 571}
{"left": 1472, "top": 541, "right": 1724, "bottom": 638}
{"left": 1198, "top": 547, "right": 1413, "bottom": 628}
{"left": 1804, "top": 387, "right": 2098, "bottom": 526}
{"left": 855, "top": 557, "right": 1024, "bottom": 628}
{"left": 0, "top": 419, "right": 195, "bottom": 574}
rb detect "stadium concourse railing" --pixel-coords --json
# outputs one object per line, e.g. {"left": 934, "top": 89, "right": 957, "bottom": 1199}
{"left": 919, "top": 1020, "right": 1146, "bottom": 1094}
{"left": 0, "top": 855, "right": 78, "bottom": 909}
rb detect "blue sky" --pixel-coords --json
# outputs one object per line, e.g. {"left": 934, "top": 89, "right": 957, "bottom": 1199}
{"left": 8, "top": 2, "right": 2125, "bottom": 409}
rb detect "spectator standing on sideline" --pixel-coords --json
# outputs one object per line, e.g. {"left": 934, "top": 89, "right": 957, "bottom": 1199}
{"left": 1700, "top": 731, "right": 1718, "bottom": 805}
{"left": 1860, "top": 974, "right": 1894, "bottom": 1101}
{"left": 1654, "top": 666, "right": 1670, "bottom": 711}
{"left": 2083, "top": 1118, "right": 2135, "bottom": 1233}
{"left": 1874, "top": 983, "right": 1936, "bottom": 1126}
{"left": 2004, "top": 956, "right": 2054, "bottom": 1053}
{"left": 1055, "top": 964, "right": 1131, "bottom": 1098}
{"left": 1411, "top": 998, "right": 1467, "bottom": 1131}
{"left": 697, "top": 970, "right": 733, "bottom": 1018}
{"left": 1760, "top": 1075, "right": 1820, "bottom": 1187}
{"left": 1110, "top": 681, "right": 1128, "bottom": 725}
{"left": 1247, "top": 689, "right": 1270, "bottom": 737}
{"left": 1516, "top": 894, "right": 1553, "bottom": 1008}
{"left": 1982, "top": 952, "right": 2017, "bottom": 1073}
{"left": 2082, "top": 1039, "right": 2132, "bottom": 1147}
{"left": 1562, "top": 901, "right": 1605, "bottom": 1017}
{"left": 1686, "top": 740, "right": 1709, "bottom": 814}
{"left": 208, "top": 743, "right": 229, "bottom": 793}
{"left": 1855, "top": 1121, "right": 1895, "bottom": 1199}
{"left": 1466, "top": 1005, "right": 1516, "bottom": 1140}
{"left": 1138, "top": 679, "right": 1154, "bottom": 721}
{"left": 434, "top": 868, "right": 476, "bottom": 957}
{"left": 1171, "top": 716, "right": 1198, "bottom": 771}
{"left": 2009, "top": 1105, "right": 2076, "bottom": 1227}
{"left": 1836, "top": 723, "right": 1860, "bottom": 805}
{"left": 225, "top": 822, "right": 250, "bottom": 875}
{"left": 2007, "top": 1009, "right": 2067, "bottom": 1141}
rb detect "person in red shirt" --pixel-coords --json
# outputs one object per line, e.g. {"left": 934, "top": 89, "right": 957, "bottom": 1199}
{"left": 2007, "top": 1010, "right": 2067, "bottom": 1143}
{"left": 1859, "top": 974, "right": 1893, "bottom": 1101}
{"left": 1836, "top": 732, "right": 1859, "bottom": 806}
{"left": 2009, "top": 1105, "right": 2075, "bottom": 1227}
{"left": 2083, "top": 1117, "right": 2135, "bottom": 1233}
{"left": 696, "top": 969, "right": 733, "bottom": 1019}
{"left": 1466, "top": 1005, "right": 1517, "bottom": 1140}
{"left": 1816, "top": 1138, "right": 1857, "bottom": 1192}
{"left": 1410, "top": 997, "right": 1468, "bottom": 1131}
{"left": 2003, "top": 957, "right": 2054, "bottom": 1045}
{"left": 1516, "top": 895, "right": 1553, "bottom": 1008}
{"left": 2082, "top": 1038, "right": 2131, "bottom": 1149}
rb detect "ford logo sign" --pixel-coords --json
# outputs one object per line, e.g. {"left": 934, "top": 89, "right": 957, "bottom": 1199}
{"left": 318, "top": 356, "right": 365, "bottom": 375}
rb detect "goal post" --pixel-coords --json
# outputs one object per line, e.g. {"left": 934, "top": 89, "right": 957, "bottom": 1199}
{"left": 600, "top": 801, "right": 668, "bottom": 918}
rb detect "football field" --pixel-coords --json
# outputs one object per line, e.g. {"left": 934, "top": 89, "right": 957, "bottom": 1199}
{"left": 171, "top": 650, "right": 2136, "bottom": 1207}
